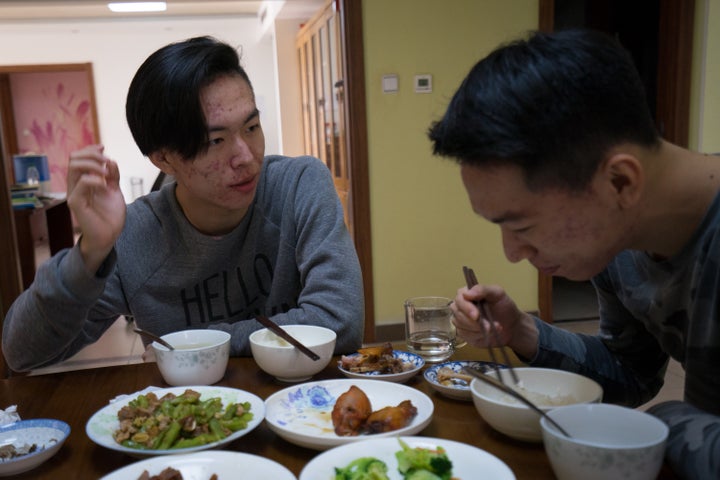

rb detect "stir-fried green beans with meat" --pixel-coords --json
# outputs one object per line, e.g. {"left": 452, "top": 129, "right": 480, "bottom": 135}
{"left": 113, "top": 389, "right": 253, "bottom": 450}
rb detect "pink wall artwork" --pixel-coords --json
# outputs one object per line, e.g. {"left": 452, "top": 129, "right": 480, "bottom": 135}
{"left": 10, "top": 70, "right": 97, "bottom": 194}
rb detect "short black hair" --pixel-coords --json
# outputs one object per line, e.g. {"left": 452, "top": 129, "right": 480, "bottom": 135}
{"left": 428, "top": 29, "right": 660, "bottom": 192}
{"left": 126, "top": 36, "right": 253, "bottom": 160}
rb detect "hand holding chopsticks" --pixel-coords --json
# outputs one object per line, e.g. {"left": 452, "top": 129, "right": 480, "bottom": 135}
{"left": 462, "top": 266, "right": 519, "bottom": 385}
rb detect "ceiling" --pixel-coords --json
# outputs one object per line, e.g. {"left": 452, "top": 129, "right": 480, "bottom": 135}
{"left": 0, "top": 0, "right": 325, "bottom": 21}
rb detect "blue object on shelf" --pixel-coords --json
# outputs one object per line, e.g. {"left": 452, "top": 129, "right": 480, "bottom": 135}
{"left": 13, "top": 154, "right": 50, "bottom": 184}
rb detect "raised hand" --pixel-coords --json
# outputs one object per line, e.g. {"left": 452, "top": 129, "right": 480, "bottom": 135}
{"left": 66, "top": 144, "right": 126, "bottom": 274}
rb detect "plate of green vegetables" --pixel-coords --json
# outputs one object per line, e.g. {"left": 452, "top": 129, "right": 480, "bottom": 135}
{"left": 85, "top": 386, "right": 264, "bottom": 457}
{"left": 299, "top": 436, "right": 516, "bottom": 480}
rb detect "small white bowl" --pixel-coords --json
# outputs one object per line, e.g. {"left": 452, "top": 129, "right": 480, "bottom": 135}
{"left": 0, "top": 419, "right": 70, "bottom": 476}
{"left": 338, "top": 350, "right": 424, "bottom": 383}
{"left": 153, "top": 329, "right": 231, "bottom": 386}
{"left": 541, "top": 403, "right": 669, "bottom": 480}
{"left": 249, "top": 325, "right": 336, "bottom": 382}
{"left": 470, "top": 367, "right": 603, "bottom": 442}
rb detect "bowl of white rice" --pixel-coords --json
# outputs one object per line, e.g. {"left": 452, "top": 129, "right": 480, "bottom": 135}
{"left": 470, "top": 367, "right": 603, "bottom": 442}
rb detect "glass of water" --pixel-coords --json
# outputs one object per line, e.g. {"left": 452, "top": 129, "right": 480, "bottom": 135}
{"left": 404, "top": 296, "right": 456, "bottom": 363}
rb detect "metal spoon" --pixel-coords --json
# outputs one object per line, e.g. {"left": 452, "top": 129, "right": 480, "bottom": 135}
{"left": 133, "top": 328, "right": 175, "bottom": 350}
{"left": 463, "top": 366, "right": 573, "bottom": 438}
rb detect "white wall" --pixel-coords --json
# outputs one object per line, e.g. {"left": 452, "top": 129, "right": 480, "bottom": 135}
{"left": 273, "top": 17, "right": 306, "bottom": 157}
{"left": 0, "top": 16, "right": 281, "bottom": 201}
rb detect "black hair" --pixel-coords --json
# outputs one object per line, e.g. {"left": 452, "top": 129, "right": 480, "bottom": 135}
{"left": 428, "top": 29, "right": 660, "bottom": 192}
{"left": 126, "top": 36, "right": 253, "bottom": 160}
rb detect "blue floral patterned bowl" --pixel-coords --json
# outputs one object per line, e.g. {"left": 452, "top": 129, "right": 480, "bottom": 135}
{"left": 153, "top": 329, "right": 231, "bottom": 386}
{"left": 424, "top": 360, "right": 505, "bottom": 401}
{"left": 0, "top": 419, "right": 70, "bottom": 476}
{"left": 338, "top": 350, "right": 424, "bottom": 383}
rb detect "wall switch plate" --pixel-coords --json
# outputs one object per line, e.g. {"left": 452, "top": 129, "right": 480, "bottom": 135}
{"left": 382, "top": 74, "right": 398, "bottom": 93}
{"left": 414, "top": 74, "right": 432, "bottom": 93}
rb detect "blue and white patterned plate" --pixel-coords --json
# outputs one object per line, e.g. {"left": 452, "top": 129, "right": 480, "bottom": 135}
{"left": 424, "top": 361, "right": 506, "bottom": 401}
{"left": 264, "top": 379, "right": 433, "bottom": 450}
{"left": 0, "top": 419, "right": 70, "bottom": 477}
{"left": 338, "top": 350, "right": 425, "bottom": 383}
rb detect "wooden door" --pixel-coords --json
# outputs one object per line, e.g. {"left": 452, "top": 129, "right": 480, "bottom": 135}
{"left": 537, "top": 0, "right": 695, "bottom": 322}
{"left": 297, "top": 3, "right": 351, "bottom": 234}
{"left": 297, "top": 0, "right": 375, "bottom": 342}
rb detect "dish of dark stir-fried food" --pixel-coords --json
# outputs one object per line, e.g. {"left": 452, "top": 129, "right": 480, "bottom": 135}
{"left": 339, "top": 343, "right": 413, "bottom": 374}
{"left": 137, "top": 467, "right": 218, "bottom": 480}
{"left": 114, "top": 389, "right": 253, "bottom": 450}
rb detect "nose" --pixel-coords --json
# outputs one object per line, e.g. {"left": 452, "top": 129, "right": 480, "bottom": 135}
{"left": 501, "top": 229, "right": 536, "bottom": 263}
{"left": 229, "top": 133, "right": 254, "bottom": 167}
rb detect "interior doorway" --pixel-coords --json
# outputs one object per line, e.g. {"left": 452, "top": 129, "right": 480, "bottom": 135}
{"left": 537, "top": 0, "right": 695, "bottom": 322}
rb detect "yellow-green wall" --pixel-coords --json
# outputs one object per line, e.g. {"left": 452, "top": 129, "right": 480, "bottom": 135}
{"left": 691, "top": 0, "right": 720, "bottom": 153}
{"left": 362, "top": 0, "right": 539, "bottom": 325}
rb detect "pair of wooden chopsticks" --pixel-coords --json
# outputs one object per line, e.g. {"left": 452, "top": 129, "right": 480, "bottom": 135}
{"left": 462, "top": 266, "right": 519, "bottom": 385}
{"left": 255, "top": 315, "right": 321, "bottom": 361}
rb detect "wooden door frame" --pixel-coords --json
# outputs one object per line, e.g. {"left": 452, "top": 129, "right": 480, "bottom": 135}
{"left": 537, "top": 0, "right": 695, "bottom": 322}
{"left": 337, "top": 0, "right": 375, "bottom": 343}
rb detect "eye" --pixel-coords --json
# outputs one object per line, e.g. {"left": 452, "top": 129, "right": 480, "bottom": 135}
{"left": 207, "top": 136, "right": 224, "bottom": 146}
{"left": 246, "top": 122, "right": 261, "bottom": 134}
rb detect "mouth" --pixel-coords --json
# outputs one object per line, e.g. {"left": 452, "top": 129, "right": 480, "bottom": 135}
{"left": 536, "top": 265, "right": 559, "bottom": 276}
{"left": 230, "top": 175, "right": 257, "bottom": 193}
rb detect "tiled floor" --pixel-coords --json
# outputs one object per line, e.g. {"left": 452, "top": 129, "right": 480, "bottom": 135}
{"left": 28, "top": 317, "right": 144, "bottom": 376}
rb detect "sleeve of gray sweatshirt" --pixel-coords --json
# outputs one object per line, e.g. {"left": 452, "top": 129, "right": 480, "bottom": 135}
{"left": 2, "top": 244, "right": 123, "bottom": 371}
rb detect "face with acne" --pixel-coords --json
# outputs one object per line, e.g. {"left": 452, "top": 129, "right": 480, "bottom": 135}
{"left": 152, "top": 74, "right": 266, "bottom": 235}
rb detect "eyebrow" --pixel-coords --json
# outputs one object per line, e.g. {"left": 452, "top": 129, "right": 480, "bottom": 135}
{"left": 207, "top": 108, "right": 260, "bottom": 133}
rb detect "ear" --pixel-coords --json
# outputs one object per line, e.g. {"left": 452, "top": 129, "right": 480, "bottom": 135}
{"left": 148, "top": 149, "right": 178, "bottom": 176}
{"left": 601, "top": 152, "right": 644, "bottom": 209}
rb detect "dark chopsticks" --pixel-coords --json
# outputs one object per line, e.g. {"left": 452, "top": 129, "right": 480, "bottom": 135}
{"left": 255, "top": 315, "right": 321, "bottom": 361}
{"left": 462, "top": 266, "right": 519, "bottom": 385}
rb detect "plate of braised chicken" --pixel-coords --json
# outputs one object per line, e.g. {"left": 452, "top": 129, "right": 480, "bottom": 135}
{"left": 264, "top": 379, "right": 433, "bottom": 450}
{"left": 338, "top": 343, "right": 424, "bottom": 383}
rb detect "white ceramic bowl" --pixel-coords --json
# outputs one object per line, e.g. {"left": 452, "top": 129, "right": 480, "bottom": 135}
{"left": 249, "top": 325, "right": 336, "bottom": 382}
{"left": 541, "top": 403, "right": 669, "bottom": 480}
{"left": 153, "top": 329, "right": 231, "bottom": 386}
{"left": 0, "top": 419, "right": 70, "bottom": 477}
{"left": 470, "top": 367, "right": 603, "bottom": 442}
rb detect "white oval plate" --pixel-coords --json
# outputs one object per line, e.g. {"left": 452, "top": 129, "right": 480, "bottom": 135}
{"left": 424, "top": 360, "right": 505, "bottom": 401}
{"left": 265, "top": 379, "right": 433, "bottom": 451}
{"left": 299, "top": 436, "right": 516, "bottom": 480}
{"left": 86, "top": 386, "right": 264, "bottom": 457}
{"left": 0, "top": 419, "right": 70, "bottom": 477}
{"left": 338, "top": 350, "right": 425, "bottom": 383}
{"left": 100, "top": 450, "right": 296, "bottom": 480}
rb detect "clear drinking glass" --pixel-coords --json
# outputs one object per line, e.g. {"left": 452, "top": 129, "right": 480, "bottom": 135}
{"left": 404, "top": 296, "right": 456, "bottom": 363}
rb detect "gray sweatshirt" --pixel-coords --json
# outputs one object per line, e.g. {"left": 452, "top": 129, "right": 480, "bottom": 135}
{"left": 3, "top": 155, "right": 364, "bottom": 371}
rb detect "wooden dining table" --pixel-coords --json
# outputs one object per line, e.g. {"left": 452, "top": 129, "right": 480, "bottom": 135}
{"left": 1, "top": 343, "right": 679, "bottom": 479}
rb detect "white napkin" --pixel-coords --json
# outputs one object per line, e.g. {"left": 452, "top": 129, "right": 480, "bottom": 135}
{"left": 0, "top": 405, "right": 20, "bottom": 427}
{"left": 109, "top": 386, "right": 161, "bottom": 404}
